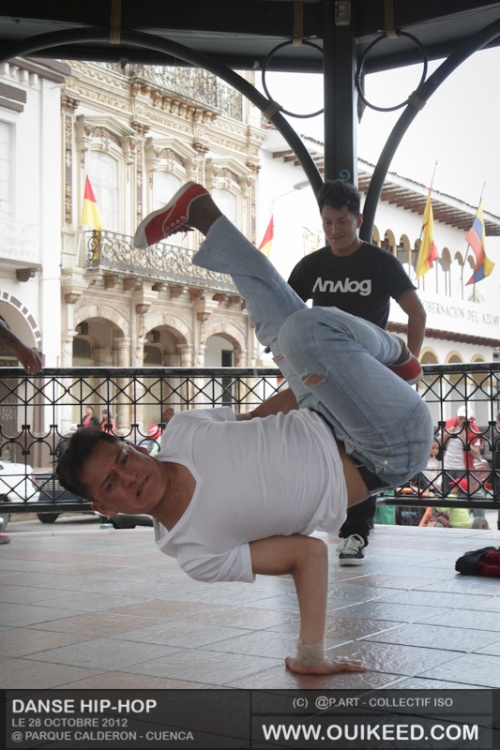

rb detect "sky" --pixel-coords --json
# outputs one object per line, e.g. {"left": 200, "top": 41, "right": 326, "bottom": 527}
{"left": 257, "top": 46, "right": 500, "bottom": 210}
{"left": 256, "top": 44, "right": 500, "bottom": 273}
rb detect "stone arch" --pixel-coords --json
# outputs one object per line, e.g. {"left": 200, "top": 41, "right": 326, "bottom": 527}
{"left": 0, "top": 293, "right": 41, "bottom": 348}
{"left": 420, "top": 348, "right": 439, "bottom": 364}
{"left": 397, "top": 232, "right": 414, "bottom": 267}
{"left": 382, "top": 228, "right": 396, "bottom": 255}
{"left": 75, "top": 303, "right": 129, "bottom": 338}
{"left": 147, "top": 311, "right": 190, "bottom": 345}
{"left": 399, "top": 233, "right": 411, "bottom": 250}
{"left": 204, "top": 319, "right": 246, "bottom": 353}
{"left": 446, "top": 351, "right": 464, "bottom": 363}
{"left": 440, "top": 247, "right": 451, "bottom": 269}
{"left": 469, "top": 353, "right": 489, "bottom": 388}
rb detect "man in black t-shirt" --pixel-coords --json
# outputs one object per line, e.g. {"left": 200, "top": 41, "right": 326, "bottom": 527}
{"left": 288, "top": 180, "right": 427, "bottom": 566}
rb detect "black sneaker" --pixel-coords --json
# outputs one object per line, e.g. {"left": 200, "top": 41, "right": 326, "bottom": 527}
{"left": 337, "top": 533, "right": 365, "bottom": 566}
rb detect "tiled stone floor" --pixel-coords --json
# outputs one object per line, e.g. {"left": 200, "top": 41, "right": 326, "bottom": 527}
{"left": 2, "top": 518, "right": 500, "bottom": 691}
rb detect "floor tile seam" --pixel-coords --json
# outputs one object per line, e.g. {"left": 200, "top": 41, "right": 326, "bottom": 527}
{"left": 104, "top": 669, "right": 221, "bottom": 688}
{"left": 411, "top": 612, "right": 500, "bottom": 630}
{"left": 357, "top": 634, "right": 490, "bottom": 654}
{"left": 370, "top": 594, "right": 497, "bottom": 608}
{"left": 108, "top": 626, "right": 262, "bottom": 647}
{"left": 0, "top": 634, "right": 100, "bottom": 656}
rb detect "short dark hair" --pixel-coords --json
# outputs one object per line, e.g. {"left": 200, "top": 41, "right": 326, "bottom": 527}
{"left": 317, "top": 180, "right": 361, "bottom": 215}
{"left": 56, "top": 427, "right": 120, "bottom": 502}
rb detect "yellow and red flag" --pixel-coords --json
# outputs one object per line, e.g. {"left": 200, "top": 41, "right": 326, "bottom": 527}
{"left": 415, "top": 194, "right": 438, "bottom": 278}
{"left": 258, "top": 216, "right": 274, "bottom": 258}
{"left": 81, "top": 175, "right": 103, "bottom": 230}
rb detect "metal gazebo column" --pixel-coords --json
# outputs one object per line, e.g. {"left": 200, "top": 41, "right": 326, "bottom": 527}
{"left": 322, "top": 0, "right": 358, "bottom": 185}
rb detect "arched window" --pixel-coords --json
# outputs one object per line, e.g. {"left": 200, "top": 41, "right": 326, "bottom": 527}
{"left": 440, "top": 248, "right": 451, "bottom": 296}
{"left": 89, "top": 152, "right": 119, "bottom": 231}
{"left": 213, "top": 188, "right": 237, "bottom": 225}
{"left": 154, "top": 172, "right": 181, "bottom": 211}
{"left": 153, "top": 172, "right": 182, "bottom": 245}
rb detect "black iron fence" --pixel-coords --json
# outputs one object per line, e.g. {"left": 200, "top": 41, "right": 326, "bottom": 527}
{"left": 0, "top": 363, "right": 499, "bottom": 516}
{"left": 0, "top": 366, "right": 284, "bottom": 515}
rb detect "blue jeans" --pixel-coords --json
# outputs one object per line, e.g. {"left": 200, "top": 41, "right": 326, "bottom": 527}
{"left": 194, "top": 217, "right": 433, "bottom": 487}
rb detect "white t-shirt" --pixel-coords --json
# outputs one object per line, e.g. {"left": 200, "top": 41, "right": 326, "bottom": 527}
{"left": 444, "top": 427, "right": 481, "bottom": 470}
{"left": 154, "top": 407, "right": 347, "bottom": 583}
{"left": 422, "top": 456, "right": 442, "bottom": 490}
{"left": 443, "top": 428, "right": 467, "bottom": 470}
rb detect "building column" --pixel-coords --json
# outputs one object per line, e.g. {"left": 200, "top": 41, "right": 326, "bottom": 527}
{"left": 61, "top": 293, "right": 80, "bottom": 367}
{"left": 177, "top": 343, "right": 194, "bottom": 367}
{"left": 115, "top": 337, "right": 132, "bottom": 435}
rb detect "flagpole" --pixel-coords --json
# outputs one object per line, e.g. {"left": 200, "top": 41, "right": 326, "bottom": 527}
{"left": 428, "top": 161, "right": 438, "bottom": 197}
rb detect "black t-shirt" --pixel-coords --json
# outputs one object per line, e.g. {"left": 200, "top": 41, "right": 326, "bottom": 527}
{"left": 287, "top": 242, "right": 416, "bottom": 328}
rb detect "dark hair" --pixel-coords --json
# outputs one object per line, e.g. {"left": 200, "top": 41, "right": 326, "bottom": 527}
{"left": 317, "top": 180, "right": 361, "bottom": 215}
{"left": 56, "top": 428, "right": 120, "bottom": 501}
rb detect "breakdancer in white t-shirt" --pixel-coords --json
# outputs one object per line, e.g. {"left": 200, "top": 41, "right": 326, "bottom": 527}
{"left": 57, "top": 183, "right": 432, "bottom": 675}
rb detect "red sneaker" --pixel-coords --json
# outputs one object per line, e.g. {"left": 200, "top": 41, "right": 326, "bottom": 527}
{"left": 388, "top": 354, "right": 423, "bottom": 385}
{"left": 0, "top": 534, "right": 11, "bottom": 544}
{"left": 134, "top": 182, "right": 208, "bottom": 248}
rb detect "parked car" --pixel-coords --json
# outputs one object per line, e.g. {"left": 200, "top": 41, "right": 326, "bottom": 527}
{"left": 0, "top": 460, "right": 40, "bottom": 532}
{"left": 28, "top": 433, "right": 153, "bottom": 529}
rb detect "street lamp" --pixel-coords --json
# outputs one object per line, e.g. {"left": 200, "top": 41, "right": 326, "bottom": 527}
{"left": 270, "top": 180, "right": 310, "bottom": 206}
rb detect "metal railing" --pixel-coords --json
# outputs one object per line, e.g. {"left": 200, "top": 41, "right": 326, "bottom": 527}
{"left": 0, "top": 366, "right": 283, "bottom": 513}
{"left": 96, "top": 62, "right": 245, "bottom": 121}
{"left": 0, "top": 363, "right": 498, "bottom": 514}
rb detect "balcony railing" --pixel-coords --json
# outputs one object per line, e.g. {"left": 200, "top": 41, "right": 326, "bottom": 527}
{"left": 130, "top": 64, "right": 244, "bottom": 120}
{"left": 85, "top": 231, "right": 236, "bottom": 292}
{"left": 0, "top": 363, "right": 498, "bottom": 514}
{"left": 95, "top": 62, "right": 244, "bottom": 120}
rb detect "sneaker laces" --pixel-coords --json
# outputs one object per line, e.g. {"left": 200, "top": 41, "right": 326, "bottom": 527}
{"left": 338, "top": 534, "right": 365, "bottom": 554}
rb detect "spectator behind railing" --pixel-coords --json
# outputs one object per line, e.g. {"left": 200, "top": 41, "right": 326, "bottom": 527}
{"left": 100, "top": 409, "right": 116, "bottom": 434}
{"left": 442, "top": 405, "right": 482, "bottom": 490}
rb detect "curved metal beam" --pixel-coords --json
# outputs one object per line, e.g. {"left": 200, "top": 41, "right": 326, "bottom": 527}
{"left": 0, "top": 27, "right": 323, "bottom": 196}
{"left": 361, "top": 16, "right": 500, "bottom": 241}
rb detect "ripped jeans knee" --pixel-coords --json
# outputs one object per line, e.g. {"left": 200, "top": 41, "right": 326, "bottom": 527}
{"left": 301, "top": 374, "right": 325, "bottom": 387}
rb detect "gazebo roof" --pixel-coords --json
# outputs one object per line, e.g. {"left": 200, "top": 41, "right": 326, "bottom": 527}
{"left": 1, "top": 1, "right": 500, "bottom": 71}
